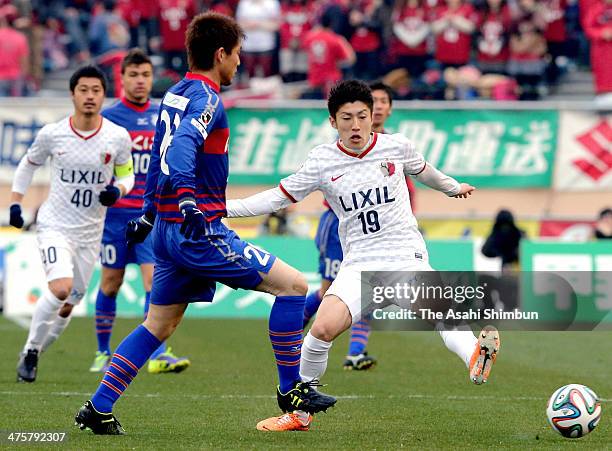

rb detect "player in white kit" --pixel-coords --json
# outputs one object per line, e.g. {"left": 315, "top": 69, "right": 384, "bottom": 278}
{"left": 226, "top": 80, "right": 501, "bottom": 431}
{"left": 10, "top": 66, "right": 135, "bottom": 382}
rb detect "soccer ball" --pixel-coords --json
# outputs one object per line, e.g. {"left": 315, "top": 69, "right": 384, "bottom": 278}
{"left": 546, "top": 384, "right": 602, "bottom": 438}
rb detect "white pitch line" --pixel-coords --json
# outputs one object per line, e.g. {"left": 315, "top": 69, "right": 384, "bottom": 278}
{"left": 0, "top": 391, "right": 608, "bottom": 402}
{"left": 4, "top": 315, "right": 30, "bottom": 330}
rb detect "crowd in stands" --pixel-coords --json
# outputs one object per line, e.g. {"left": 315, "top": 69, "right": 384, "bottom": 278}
{"left": 0, "top": 0, "right": 611, "bottom": 101}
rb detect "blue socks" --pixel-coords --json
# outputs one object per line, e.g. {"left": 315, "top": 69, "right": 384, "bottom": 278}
{"left": 269, "top": 295, "right": 305, "bottom": 393}
{"left": 302, "top": 290, "right": 321, "bottom": 328}
{"left": 144, "top": 291, "right": 166, "bottom": 359}
{"left": 348, "top": 319, "right": 370, "bottom": 356}
{"left": 95, "top": 291, "right": 116, "bottom": 354}
{"left": 91, "top": 325, "right": 162, "bottom": 413}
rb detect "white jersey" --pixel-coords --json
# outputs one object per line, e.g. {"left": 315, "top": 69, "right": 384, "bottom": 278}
{"left": 26, "top": 117, "right": 132, "bottom": 244}
{"left": 280, "top": 132, "right": 430, "bottom": 268}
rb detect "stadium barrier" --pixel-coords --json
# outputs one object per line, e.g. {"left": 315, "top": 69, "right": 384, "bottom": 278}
{"left": 1, "top": 232, "right": 610, "bottom": 324}
{"left": 0, "top": 98, "right": 610, "bottom": 191}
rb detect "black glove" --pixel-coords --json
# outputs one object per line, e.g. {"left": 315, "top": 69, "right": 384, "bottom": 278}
{"left": 179, "top": 197, "right": 206, "bottom": 240}
{"left": 99, "top": 184, "right": 121, "bottom": 206}
{"left": 126, "top": 212, "right": 155, "bottom": 246}
{"left": 9, "top": 204, "right": 24, "bottom": 229}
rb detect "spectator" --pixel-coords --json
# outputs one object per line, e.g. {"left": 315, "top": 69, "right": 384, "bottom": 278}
{"left": 43, "top": 17, "right": 70, "bottom": 73}
{"left": 541, "top": 0, "right": 568, "bottom": 84}
{"left": 0, "top": 5, "right": 29, "bottom": 96}
{"left": 431, "top": 0, "right": 477, "bottom": 68}
{"left": 156, "top": 0, "right": 196, "bottom": 75}
{"left": 348, "top": 0, "right": 385, "bottom": 81}
{"left": 319, "top": 0, "right": 352, "bottom": 39}
{"left": 88, "top": 0, "right": 129, "bottom": 58}
{"left": 583, "top": 0, "right": 612, "bottom": 105}
{"left": 482, "top": 209, "right": 525, "bottom": 271}
{"left": 236, "top": 0, "right": 281, "bottom": 83}
{"left": 279, "top": 0, "right": 313, "bottom": 82}
{"left": 476, "top": 0, "right": 512, "bottom": 74}
{"left": 301, "top": 11, "right": 355, "bottom": 98}
{"left": 507, "top": 2, "right": 547, "bottom": 100}
{"left": 389, "top": 0, "right": 430, "bottom": 78}
{"left": 594, "top": 208, "right": 612, "bottom": 239}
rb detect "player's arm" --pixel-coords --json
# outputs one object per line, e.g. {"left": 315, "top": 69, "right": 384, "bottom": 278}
{"left": 227, "top": 150, "right": 320, "bottom": 218}
{"left": 99, "top": 131, "right": 135, "bottom": 206}
{"left": 9, "top": 126, "right": 51, "bottom": 228}
{"left": 403, "top": 139, "right": 474, "bottom": 198}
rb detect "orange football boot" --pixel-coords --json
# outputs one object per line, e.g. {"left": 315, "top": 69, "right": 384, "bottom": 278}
{"left": 469, "top": 325, "right": 500, "bottom": 384}
{"left": 256, "top": 412, "right": 312, "bottom": 432}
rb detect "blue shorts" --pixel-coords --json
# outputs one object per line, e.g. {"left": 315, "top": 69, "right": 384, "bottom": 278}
{"left": 315, "top": 209, "right": 343, "bottom": 281}
{"left": 101, "top": 210, "right": 154, "bottom": 269}
{"left": 150, "top": 219, "right": 276, "bottom": 305}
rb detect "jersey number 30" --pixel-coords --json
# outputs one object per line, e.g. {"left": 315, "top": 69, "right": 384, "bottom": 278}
{"left": 159, "top": 109, "right": 181, "bottom": 176}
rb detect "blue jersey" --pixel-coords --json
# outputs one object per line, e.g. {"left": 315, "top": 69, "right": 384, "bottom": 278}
{"left": 102, "top": 98, "right": 158, "bottom": 214}
{"left": 143, "top": 72, "right": 229, "bottom": 224}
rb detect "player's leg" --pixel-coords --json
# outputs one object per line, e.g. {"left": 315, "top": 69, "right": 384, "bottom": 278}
{"left": 41, "top": 243, "right": 99, "bottom": 353}
{"left": 257, "top": 293, "right": 351, "bottom": 432}
{"left": 17, "top": 233, "right": 74, "bottom": 382}
{"left": 303, "top": 279, "right": 332, "bottom": 327}
{"left": 90, "top": 265, "right": 124, "bottom": 372}
{"left": 142, "top": 261, "right": 191, "bottom": 374}
{"left": 77, "top": 302, "right": 188, "bottom": 435}
{"left": 343, "top": 318, "right": 377, "bottom": 371}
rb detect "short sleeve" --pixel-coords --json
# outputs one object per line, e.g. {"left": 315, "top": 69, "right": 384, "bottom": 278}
{"left": 403, "top": 139, "right": 426, "bottom": 176}
{"left": 279, "top": 151, "right": 320, "bottom": 202}
{"left": 26, "top": 125, "right": 52, "bottom": 166}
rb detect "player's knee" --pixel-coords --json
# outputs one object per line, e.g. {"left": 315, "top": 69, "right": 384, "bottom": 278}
{"left": 101, "top": 274, "right": 123, "bottom": 297}
{"left": 58, "top": 303, "right": 74, "bottom": 318}
{"left": 291, "top": 272, "right": 309, "bottom": 296}
{"left": 310, "top": 320, "right": 337, "bottom": 343}
{"left": 49, "top": 281, "right": 72, "bottom": 301}
{"left": 143, "top": 317, "right": 179, "bottom": 342}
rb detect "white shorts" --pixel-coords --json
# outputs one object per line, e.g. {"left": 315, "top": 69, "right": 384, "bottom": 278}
{"left": 325, "top": 260, "right": 433, "bottom": 324}
{"left": 37, "top": 230, "right": 99, "bottom": 305}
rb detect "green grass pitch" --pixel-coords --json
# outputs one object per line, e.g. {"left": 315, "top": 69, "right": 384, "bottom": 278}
{"left": 0, "top": 316, "right": 609, "bottom": 450}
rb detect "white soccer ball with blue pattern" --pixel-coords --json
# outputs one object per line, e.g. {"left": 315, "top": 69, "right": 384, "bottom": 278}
{"left": 546, "top": 384, "right": 602, "bottom": 438}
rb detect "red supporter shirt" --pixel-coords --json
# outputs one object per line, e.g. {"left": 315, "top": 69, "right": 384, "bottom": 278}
{"left": 0, "top": 28, "right": 28, "bottom": 80}
{"left": 349, "top": 0, "right": 382, "bottom": 53}
{"left": 433, "top": 4, "right": 477, "bottom": 65}
{"left": 476, "top": 6, "right": 512, "bottom": 63}
{"left": 543, "top": 0, "right": 567, "bottom": 42}
{"left": 157, "top": 0, "right": 196, "bottom": 51}
{"left": 390, "top": 5, "right": 429, "bottom": 56}
{"left": 584, "top": 2, "right": 612, "bottom": 93}
{"left": 280, "top": 3, "right": 313, "bottom": 49}
{"left": 303, "top": 28, "right": 352, "bottom": 88}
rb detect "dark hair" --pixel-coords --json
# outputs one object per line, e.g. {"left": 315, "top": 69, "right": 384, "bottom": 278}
{"left": 69, "top": 65, "right": 107, "bottom": 93}
{"left": 599, "top": 208, "right": 612, "bottom": 219}
{"left": 185, "top": 12, "right": 245, "bottom": 71}
{"left": 121, "top": 48, "right": 153, "bottom": 73}
{"left": 320, "top": 10, "right": 333, "bottom": 28}
{"left": 327, "top": 80, "right": 373, "bottom": 118}
{"left": 369, "top": 81, "right": 394, "bottom": 106}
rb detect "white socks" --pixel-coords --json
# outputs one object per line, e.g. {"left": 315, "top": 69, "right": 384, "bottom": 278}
{"left": 23, "top": 290, "right": 63, "bottom": 353}
{"left": 438, "top": 328, "right": 478, "bottom": 368}
{"left": 299, "top": 332, "right": 333, "bottom": 382}
{"left": 40, "top": 314, "right": 72, "bottom": 352}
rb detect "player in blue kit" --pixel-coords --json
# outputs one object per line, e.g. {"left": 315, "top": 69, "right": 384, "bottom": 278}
{"left": 75, "top": 12, "right": 335, "bottom": 435}
{"left": 90, "top": 49, "right": 190, "bottom": 375}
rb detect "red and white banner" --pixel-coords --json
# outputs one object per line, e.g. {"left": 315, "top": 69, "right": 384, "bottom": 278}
{"left": 554, "top": 112, "right": 612, "bottom": 191}
{"left": 539, "top": 220, "right": 595, "bottom": 241}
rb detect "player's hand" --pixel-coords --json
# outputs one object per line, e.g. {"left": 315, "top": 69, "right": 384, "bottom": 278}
{"left": 126, "top": 213, "right": 155, "bottom": 246}
{"left": 99, "top": 184, "right": 121, "bottom": 206}
{"left": 453, "top": 183, "right": 475, "bottom": 199}
{"left": 9, "top": 204, "right": 24, "bottom": 229}
{"left": 179, "top": 197, "right": 206, "bottom": 240}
